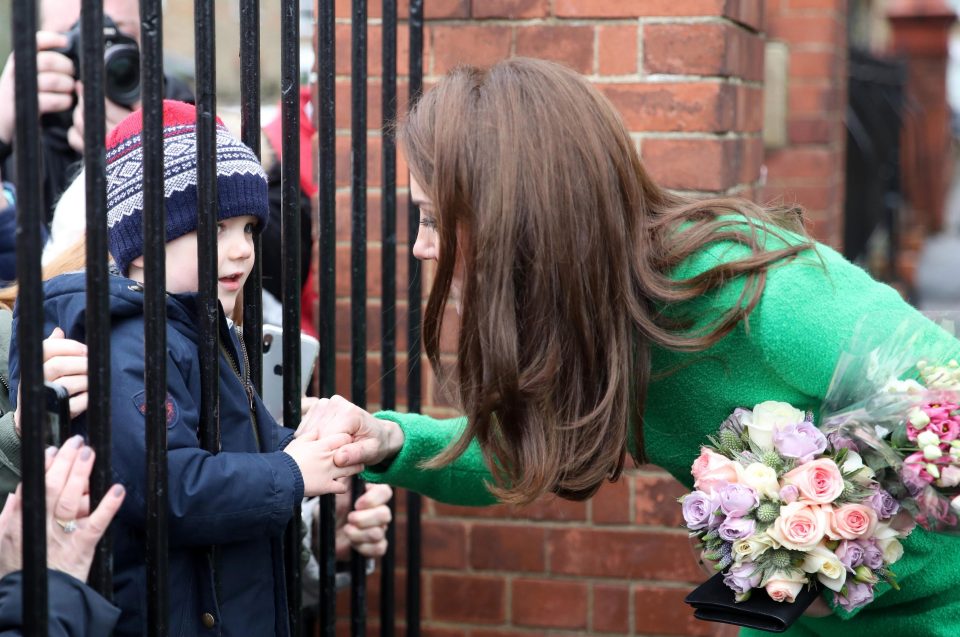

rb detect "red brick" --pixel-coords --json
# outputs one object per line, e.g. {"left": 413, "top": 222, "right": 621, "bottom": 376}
{"left": 768, "top": 14, "right": 843, "bottom": 46}
{"left": 548, "top": 528, "right": 703, "bottom": 581}
{"left": 422, "top": 519, "right": 468, "bottom": 569}
{"left": 336, "top": 134, "right": 382, "bottom": 188}
{"left": 789, "top": 50, "right": 836, "bottom": 79}
{"left": 725, "top": 0, "right": 765, "bottom": 31}
{"left": 430, "top": 25, "right": 513, "bottom": 75}
{"left": 597, "top": 25, "right": 638, "bottom": 76}
{"left": 334, "top": 298, "right": 411, "bottom": 352}
{"left": 334, "top": 243, "right": 409, "bottom": 297}
{"left": 511, "top": 579, "right": 588, "bottom": 629}
{"left": 515, "top": 26, "right": 594, "bottom": 75}
{"left": 335, "top": 191, "right": 412, "bottom": 243}
{"left": 633, "top": 585, "right": 732, "bottom": 636}
{"left": 470, "top": 524, "right": 546, "bottom": 572}
{"left": 764, "top": 147, "right": 839, "bottom": 183}
{"left": 555, "top": 0, "right": 685, "bottom": 17}
{"left": 471, "top": 0, "right": 549, "bottom": 19}
{"left": 735, "top": 85, "right": 764, "bottom": 133}
{"left": 591, "top": 475, "right": 631, "bottom": 524}
{"left": 593, "top": 584, "right": 630, "bottom": 634}
{"left": 428, "top": 574, "right": 506, "bottom": 624}
{"left": 760, "top": 184, "right": 839, "bottom": 213}
{"left": 601, "top": 83, "right": 736, "bottom": 133}
{"left": 740, "top": 136, "right": 764, "bottom": 184}
{"left": 643, "top": 23, "right": 763, "bottom": 81}
{"left": 333, "top": 0, "right": 470, "bottom": 19}
{"left": 787, "top": 118, "right": 833, "bottom": 144}
{"left": 433, "top": 494, "right": 587, "bottom": 522}
{"left": 786, "top": 0, "right": 844, "bottom": 9}
{"left": 335, "top": 23, "right": 412, "bottom": 78}
{"left": 641, "top": 137, "right": 748, "bottom": 192}
{"left": 633, "top": 472, "right": 687, "bottom": 526}
{"left": 787, "top": 82, "right": 840, "bottom": 116}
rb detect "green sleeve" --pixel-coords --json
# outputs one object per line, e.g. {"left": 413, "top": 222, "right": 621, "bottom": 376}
{"left": 361, "top": 411, "right": 498, "bottom": 506}
{"left": 0, "top": 410, "right": 20, "bottom": 498}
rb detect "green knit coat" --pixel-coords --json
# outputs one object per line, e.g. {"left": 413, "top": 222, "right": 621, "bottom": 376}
{"left": 364, "top": 222, "right": 960, "bottom": 636}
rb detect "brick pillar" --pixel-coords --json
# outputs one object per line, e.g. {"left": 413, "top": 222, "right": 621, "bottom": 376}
{"left": 887, "top": 0, "right": 955, "bottom": 240}
{"left": 761, "top": 0, "right": 849, "bottom": 248}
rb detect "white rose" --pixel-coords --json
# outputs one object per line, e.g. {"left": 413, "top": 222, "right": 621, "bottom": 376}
{"left": 877, "top": 537, "right": 904, "bottom": 564}
{"left": 841, "top": 453, "right": 876, "bottom": 485}
{"left": 741, "top": 462, "right": 781, "bottom": 500}
{"left": 924, "top": 445, "right": 944, "bottom": 461}
{"left": 746, "top": 401, "right": 805, "bottom": 451}
{"left": 884, "top": 378, "right": 925, "bottom": 394}
{"left": 939, "top": 466, "right": 960, "bottom": 488}
{"left": 732, "top": 533, "right": 778, "bottom": 563}
{"left": 908, "top": 408, "right": 931, "bottom": 428}
{"left": 800, "top": 544, "right": 847, "bottom": 592}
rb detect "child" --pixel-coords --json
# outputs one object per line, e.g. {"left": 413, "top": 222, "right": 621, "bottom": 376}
{"left": 12, "top": 100, "right": 361, "bottom": 636}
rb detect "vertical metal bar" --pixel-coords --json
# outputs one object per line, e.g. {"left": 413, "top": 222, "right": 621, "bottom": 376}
{"left": 279, "top": 2, "right": 303, "bottom": 636}
{"left": 12, "top": 0, "right": 47, "bottom": 632}
{"left": 140, "top": 0, "right": 169, "bottom": 633}
{"left": 81, "top": 0, "right": 113, "bottom": 598}
{"left": 380, "top": 0, "right": 398, "bottom": 635}
{"left": 315, "top": 1, "right": 338, "bottom": 635}
{"left": 350, "top": 0, "right": 369, "bottom": 635}
{"left": 195, "top": 0, "right": 220, "bottom": 454}
{"left": 406, "top": 2, "right": 425, "bottom": 635}
{"left": 240, "top": 0, "right": 263, "bottom": 394}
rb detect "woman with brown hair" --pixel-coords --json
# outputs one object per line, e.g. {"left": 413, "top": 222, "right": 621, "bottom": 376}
{"left": 299, "top": 57, "right": 960, "bottom": 635}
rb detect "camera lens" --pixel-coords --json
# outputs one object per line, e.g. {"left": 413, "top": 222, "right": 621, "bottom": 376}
{"left": 104, "top": 44, "right": 140, "bottom": 107}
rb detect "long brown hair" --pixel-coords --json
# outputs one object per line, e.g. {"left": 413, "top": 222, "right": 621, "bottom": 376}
{"left": 398, "top": 57, "right": 811, "bottom": 505}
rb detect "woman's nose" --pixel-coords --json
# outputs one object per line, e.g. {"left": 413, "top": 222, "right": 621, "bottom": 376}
{"left": 412, "top": 227, "right": 437, "bottom": 262}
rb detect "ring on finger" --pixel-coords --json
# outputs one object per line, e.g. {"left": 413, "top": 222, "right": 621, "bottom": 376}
{"left": 54, "top": 518, "right": 78, "bottom": 533}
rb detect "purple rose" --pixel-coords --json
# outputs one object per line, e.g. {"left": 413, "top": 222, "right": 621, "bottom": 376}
{"left": 827, "top": 431, "right": 858, "bottom": 453}
{"left": 718, "top": 516, "right": 756, "bottom": 542}
{"left": 774, "top": 421, "right": 828, "bottom": 463}
{"left": 723, "top": 561, "right": 762, "bottom": 596}
{"left": 865, "top": 488, "right": 900, "bottom": 520}
{"left": 718, "top": 482, "right": 759, "bottom": 518}
{"left": 835, "top": 580, "right": 875, "bottom": 612}
{"left": 779, "top": 484, "right": 800, "bottom": 503}
{"left": 682, "top": 490, "right": 719, "bottom": 531}
{"left": 861, "top": 540, "right": 884, "bottom": 570}
{"left": 835, "top": 540, "right": 865, "bottom": 572}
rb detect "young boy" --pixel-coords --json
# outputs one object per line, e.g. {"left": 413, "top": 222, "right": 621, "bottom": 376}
{"left": 12, "top": 100, "right": 360, "bottom": 636}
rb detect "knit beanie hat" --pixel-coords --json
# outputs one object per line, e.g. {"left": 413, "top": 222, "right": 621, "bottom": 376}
{"left": 105, "top": 100, "right": 269, "bottom": 275}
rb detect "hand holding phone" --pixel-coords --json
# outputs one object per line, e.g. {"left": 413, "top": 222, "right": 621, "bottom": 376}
{"left": 261, "top": 324, "right": 320, "bottom": 424}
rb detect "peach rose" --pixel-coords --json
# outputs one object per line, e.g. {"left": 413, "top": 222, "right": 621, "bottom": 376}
{"left": 692, "top": 448, "right": 740, "bottom": 492}
{"left": 782, "top": 458, "right": 844, "bottom": 504}
{"left": 768, "top": 501, "right": 828, "bottom": 551}
{"left": 827, "top": 503, "right": 878, "bottom": 540}
{"left": 762, "top": 571, "right": 806, "bottom": 603}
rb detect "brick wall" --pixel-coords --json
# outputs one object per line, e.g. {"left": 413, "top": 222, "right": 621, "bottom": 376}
{"left": 760, "top": 0, "right": 849, "bottom": 248}
{"left": 321, "top": 1, "right": 845, "bottom": 635}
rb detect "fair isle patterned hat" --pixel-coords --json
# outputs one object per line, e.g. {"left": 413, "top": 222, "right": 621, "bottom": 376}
{"left": 105, "top": 100, "right": 269, "bottom": 275}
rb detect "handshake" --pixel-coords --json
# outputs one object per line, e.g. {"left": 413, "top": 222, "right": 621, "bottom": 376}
{"left": 281, "top": 395, "right": 404, "bottom": 498}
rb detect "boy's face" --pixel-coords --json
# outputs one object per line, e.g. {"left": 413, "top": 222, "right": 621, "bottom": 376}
{"left": 130, "top": 215, "right": 258, "bottom": 317}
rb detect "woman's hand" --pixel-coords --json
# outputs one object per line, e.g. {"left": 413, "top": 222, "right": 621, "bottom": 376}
{"left": 335, "top": 483, "right": 393, "bottom": 560}
{"left": 0, "top": 436, "right": 125, "bottom": 582}
{"left": 295, "top": 395, "right": 404, "bottom": 468}
{"left": 14, "top": 327, "right": 89, "bottom": 436}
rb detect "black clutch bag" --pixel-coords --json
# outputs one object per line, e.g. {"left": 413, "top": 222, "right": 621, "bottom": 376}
{"left": 684, "top": 572, "right": 820, "bottom": 633}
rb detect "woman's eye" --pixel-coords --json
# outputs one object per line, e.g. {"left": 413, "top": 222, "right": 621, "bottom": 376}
{"left": 419, "top": 217, "right": 437, "bottom": 230}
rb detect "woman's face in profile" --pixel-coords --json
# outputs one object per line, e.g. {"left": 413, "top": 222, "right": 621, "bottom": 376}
{"left": 410, "top": 174, "right": 438, "bottom": 262}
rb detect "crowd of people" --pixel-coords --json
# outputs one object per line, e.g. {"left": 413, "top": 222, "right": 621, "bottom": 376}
{"left": 1, "top": 1, "right": 960, "bottom": 636}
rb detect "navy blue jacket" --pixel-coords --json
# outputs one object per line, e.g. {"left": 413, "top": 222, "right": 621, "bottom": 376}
{"left": 0, "top": 570, "right": 120, "bottom": 636}
{"left": 11, "top": 273, "right": 304, "bottom": 636}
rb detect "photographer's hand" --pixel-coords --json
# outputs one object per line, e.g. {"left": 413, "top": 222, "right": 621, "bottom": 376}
{"left": 0, "top": 31, "right": 74, "bottom": 145}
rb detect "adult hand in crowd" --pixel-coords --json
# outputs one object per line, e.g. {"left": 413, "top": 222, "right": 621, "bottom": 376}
{"left": 0, "top": 436, "right": 125, "bottom": 582}
{"left": 14, "top": 327, "right": 90, "bottom": 437}
{"left": 334, "top": 483, "right": 392, "bottom": 560}
{"left": 66, "top": 82, "right": 138, "bottom": 154}
{"left": 295, "top": 395, "right": 404, "bottom": 468}
{"left": 0, "top": 32, "right": 74, "bottom": 145}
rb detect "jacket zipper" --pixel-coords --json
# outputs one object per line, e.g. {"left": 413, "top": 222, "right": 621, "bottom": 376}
{"left": 220, "top": 328, "right": 261, "bottom": 451}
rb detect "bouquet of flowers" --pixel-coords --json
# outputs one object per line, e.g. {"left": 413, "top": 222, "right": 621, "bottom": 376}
{"left": 681, "top": 401, "right": 908, "bottom": 614}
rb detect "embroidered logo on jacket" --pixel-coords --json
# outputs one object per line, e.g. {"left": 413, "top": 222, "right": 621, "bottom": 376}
{"left": 132, "top": 391, "right": 179, "bottom": 427}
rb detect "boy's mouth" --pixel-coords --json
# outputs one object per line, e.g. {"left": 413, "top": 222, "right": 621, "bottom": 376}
{"left": 219, "top": 272, "right": 244, "bottom": 291}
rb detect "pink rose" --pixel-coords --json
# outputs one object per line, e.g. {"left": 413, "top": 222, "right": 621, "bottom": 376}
{"left": 939, "top": 465, "right": 960, "bottom": 488}
{"left": 783, "top": 458, "right": 844, "bottom": 504}
{"left": 768, "top": 501, "right": 828, "bottom": 550}
{"left": 692, "top": 448, "right": 740, "bottom": 492}
{"left": 764, "top": 575, "right": 805, "bottom": 603}
{"left": 827, "top": 503, "right": 878, "bottom": 540}
{"left": 928, "top": 418, "right": 960, "bottom": 442}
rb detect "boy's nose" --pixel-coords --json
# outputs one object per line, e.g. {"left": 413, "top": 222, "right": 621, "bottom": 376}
{"left": 225, "top": 235, "right": 254, "bottom": 260}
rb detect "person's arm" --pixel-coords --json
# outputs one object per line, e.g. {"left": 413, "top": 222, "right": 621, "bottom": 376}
{"left": 0, "top": 413, "right": 19, "bottom": 498}
{"left": 0, "top": 571, "right": 120, "bottom": 637}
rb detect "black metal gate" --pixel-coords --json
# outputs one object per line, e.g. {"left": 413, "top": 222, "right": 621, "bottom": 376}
{"left": 9, "top": 0, "right": 424, "bottom": 634}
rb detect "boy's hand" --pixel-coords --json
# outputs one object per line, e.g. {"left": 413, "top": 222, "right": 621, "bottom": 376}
{"left": 284, "top": 433, "right": 363, "bottom": 497}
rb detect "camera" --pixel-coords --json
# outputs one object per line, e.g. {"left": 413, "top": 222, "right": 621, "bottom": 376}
{"left": 57, "top": 15, "right": 140, "bottom": 108}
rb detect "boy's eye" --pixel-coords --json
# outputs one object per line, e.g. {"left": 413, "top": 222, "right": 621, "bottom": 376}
{"left": 245, "top": 222, "right": 257, "bottom": 234}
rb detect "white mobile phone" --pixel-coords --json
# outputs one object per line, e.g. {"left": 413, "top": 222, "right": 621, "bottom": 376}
{"left": 261, "top": 324, "right": 320, "bottom": 424}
